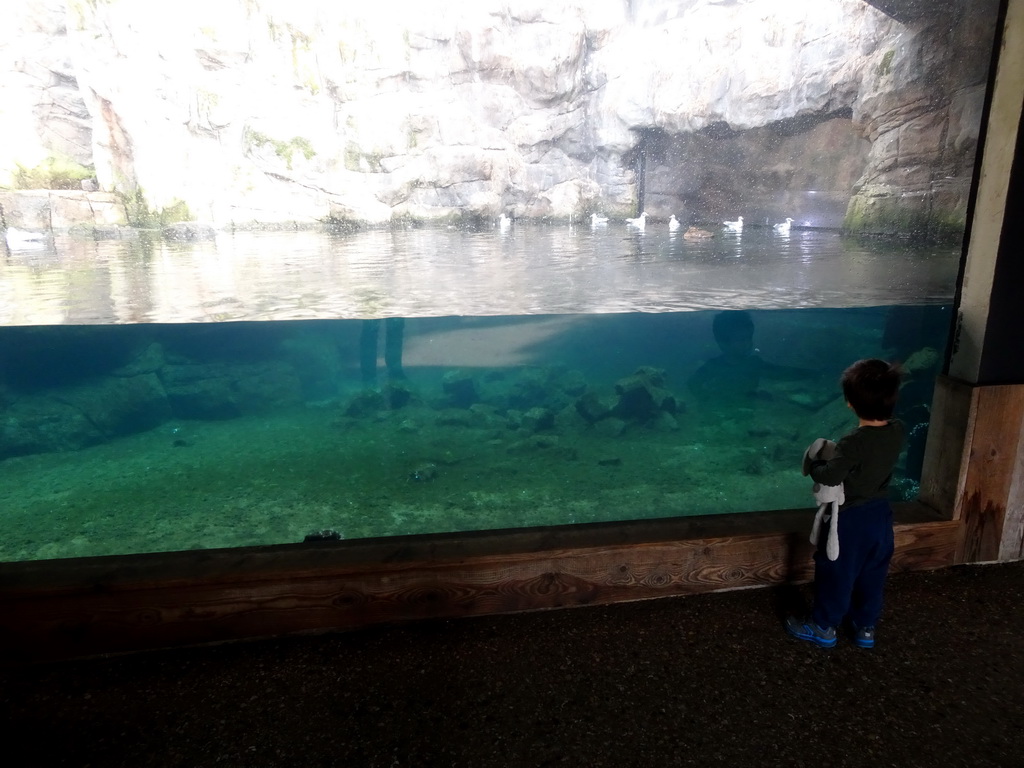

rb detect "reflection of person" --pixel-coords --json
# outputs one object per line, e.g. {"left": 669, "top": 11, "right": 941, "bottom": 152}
{"left": 360, "top": 317, "right": 406, "bottom": 388}
{"left": 786, "top": 359, "right": 905, "bottom": 649}
{"left": 687, "top": 310, "right": 812, "bottom": 403}
{"left": 882, "top": 306, "right": 945, "bottom": 483}
{"left": 891, "top": 348, "right": 938, "bottom": 483}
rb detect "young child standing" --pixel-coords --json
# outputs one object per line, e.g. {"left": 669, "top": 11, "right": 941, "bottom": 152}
{"left": 786, "top": 358, "right": 905, "bottom": 649}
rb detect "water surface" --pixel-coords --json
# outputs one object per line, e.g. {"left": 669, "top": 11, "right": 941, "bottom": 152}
{"left": 0, "top": 225, "right": 960, "bottom": 325}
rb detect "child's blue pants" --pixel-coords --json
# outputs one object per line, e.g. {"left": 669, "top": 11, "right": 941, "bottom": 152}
{"left": 811, "top": 498, "right": 895, "bottom": 629}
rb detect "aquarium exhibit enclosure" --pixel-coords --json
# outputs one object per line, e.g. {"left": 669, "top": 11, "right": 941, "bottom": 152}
{"left": 1, "top": 0, "right": 1024, "bottom": 660}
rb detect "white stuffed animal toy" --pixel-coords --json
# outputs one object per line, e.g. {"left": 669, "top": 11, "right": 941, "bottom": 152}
{"left": 802, "top": 438, "right": 844, "bottom": 561}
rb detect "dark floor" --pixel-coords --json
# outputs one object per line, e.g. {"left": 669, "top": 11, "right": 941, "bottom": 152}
{"left": 2, "top": 561, "right": 1023, "bottom": 768}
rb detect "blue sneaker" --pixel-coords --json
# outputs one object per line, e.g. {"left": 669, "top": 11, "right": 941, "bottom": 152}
{"left": 852, "top": 624, "right": 876, "bottom": 649}
{"left": 785, "top": 616, "right": 837, "bottom": 648}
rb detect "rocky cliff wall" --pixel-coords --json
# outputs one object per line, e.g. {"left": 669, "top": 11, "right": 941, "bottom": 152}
{"left": 0, "top": 0, "right": 1000, "bottom": 239}
{"left": 0, "top": 1, "right": 93, "bottom": 182}
{"left": 847, "top": 3, "right": 997, "bottom": 239}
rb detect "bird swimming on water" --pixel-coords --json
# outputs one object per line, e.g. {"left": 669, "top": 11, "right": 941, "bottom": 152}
{"left": 773, "top": 217, "right": 794, "bottom": 235}
{"left": 4, "top": 227, "right": 49, "bottom": 250}
{"left": 498, "top": 213, "right": 511, "bottom": 231}
{"left": 723, "top": 216, "right": 743, "bottom": 233}
{"left": 669, "top": 214, "right": 681, "bottom": 232}
{"left": 626, "top": 211, "right": 648, "bottom": 230}
{"left": 683, "top": 226, "right": 714, "bottom": 240}
{"left": 590, "top": 212, "right": 609, "bottom": 227}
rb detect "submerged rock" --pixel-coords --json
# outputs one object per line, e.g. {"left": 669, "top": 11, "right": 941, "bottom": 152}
{"left": 53, "top": 372, "right": 171, "bottom": 436}
{"left": 344, "top": 389, "right": 386, "bottom": 418}
{"left": 506, "top": 368, "right": 553, "bottom": 410}
{"left": 594, "top": 417, "right": 627, "bottom": 438}
{"left": 384, "top": 381, "right": 414, "bottom": 409}
{"left": 112, "top": 342, "right": 165, "bottom": 377}
{"left": 575, "top": 391, "right": 612, "bottom": 424}
{"left": 611, "top": 367, "right": 679, "bottom": 423}
{"left": 408, "top": 463, "right": 438, "bottom": 482}
{"left": 160, "top": 361, "right": 302, "bottom": 418}
{"left": 501, "top": 366, "right": 584, "bottom": 412}
{"left": 521, "top": 407, "right": 555, "bottom": 433}
{"left": 442, "top": 370, "right": 478, "bottom": 408}
{"left": 0, "top": 396, "right": 102, "bottom": 459}
{"left": 0, "top": 368, "right": 173, "bottom": 460}
{"left": 651, "top": 411, "right": 680, "bottom": 432}
{"left": 506, "top": 435, "right": 561, "bottom": 453}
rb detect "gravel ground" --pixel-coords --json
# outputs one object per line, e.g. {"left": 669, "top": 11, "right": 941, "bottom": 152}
{"left": 2, "top": 561, "right": 1023, "bottom": 768}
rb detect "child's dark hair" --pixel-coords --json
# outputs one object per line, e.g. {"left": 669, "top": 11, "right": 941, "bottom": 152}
{"left": 841, "top": 358, "right": 902, "bottom": 421}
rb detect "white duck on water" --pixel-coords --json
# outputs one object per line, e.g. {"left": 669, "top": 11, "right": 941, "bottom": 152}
{"left": 669, "top": 214, "right": 681, "bottom": 232}
{"left": 773, "top": 217, "right": 794, "bottom": 235}
{"left": 590, "top": 212, "right": 609, "bottom": 227}
{"left": 4, "top": 227, "right": 49, "bottom": 250}
{"left": 626, "top": 211, "right": 648, "bottom": 230}
{"left": 723, "top": 216, "right": 743, "bottom": 233}
{"left": 498, "top": 213, "right": 511, "bottom": 231}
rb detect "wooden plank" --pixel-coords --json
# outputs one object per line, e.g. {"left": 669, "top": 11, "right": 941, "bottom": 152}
{"left": 1002, "top": 433, "right": 1024, "bottom": 561}
{"left": 891, "top": 520, "right": 959, "bottom": 572}
{"left": 956, "top": 384, "right": 1024, "bottom": 563}
{"left": 0, "top": 508, "right": 815, "bottom": 591}
{"left": 0, "top": 511, "right": 959, "bottom": 663}
{"left": 918, "top": 376, "right": 974, "bottom": 516}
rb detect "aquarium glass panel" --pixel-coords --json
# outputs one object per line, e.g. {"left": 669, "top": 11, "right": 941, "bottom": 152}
{"left": 0, "top": 301, "right": 952, "bottom": 561}
{"left": 0, "top": 0, "right": 1002, "bottom": 561}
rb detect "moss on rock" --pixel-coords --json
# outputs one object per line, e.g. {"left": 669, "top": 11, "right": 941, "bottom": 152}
{"left": 119, "top": 189, "right": 192, "bottom": 229}
{"left": 843, "top": 196, "right": 965, "bottom": 243}
{"left": 14, "top": 155, "right": 94, "bottom": 190}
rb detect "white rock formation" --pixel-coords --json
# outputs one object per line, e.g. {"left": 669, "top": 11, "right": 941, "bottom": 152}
{"left": 0, "top": 0, "right": 998, "bottom": 237}
{"left": 0, "top": 0, "right": 92, "bottom": 181}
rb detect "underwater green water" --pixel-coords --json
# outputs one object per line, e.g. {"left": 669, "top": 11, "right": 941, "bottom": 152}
{"left": 0, "top": 306, "right": 949, "bottom": 562}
